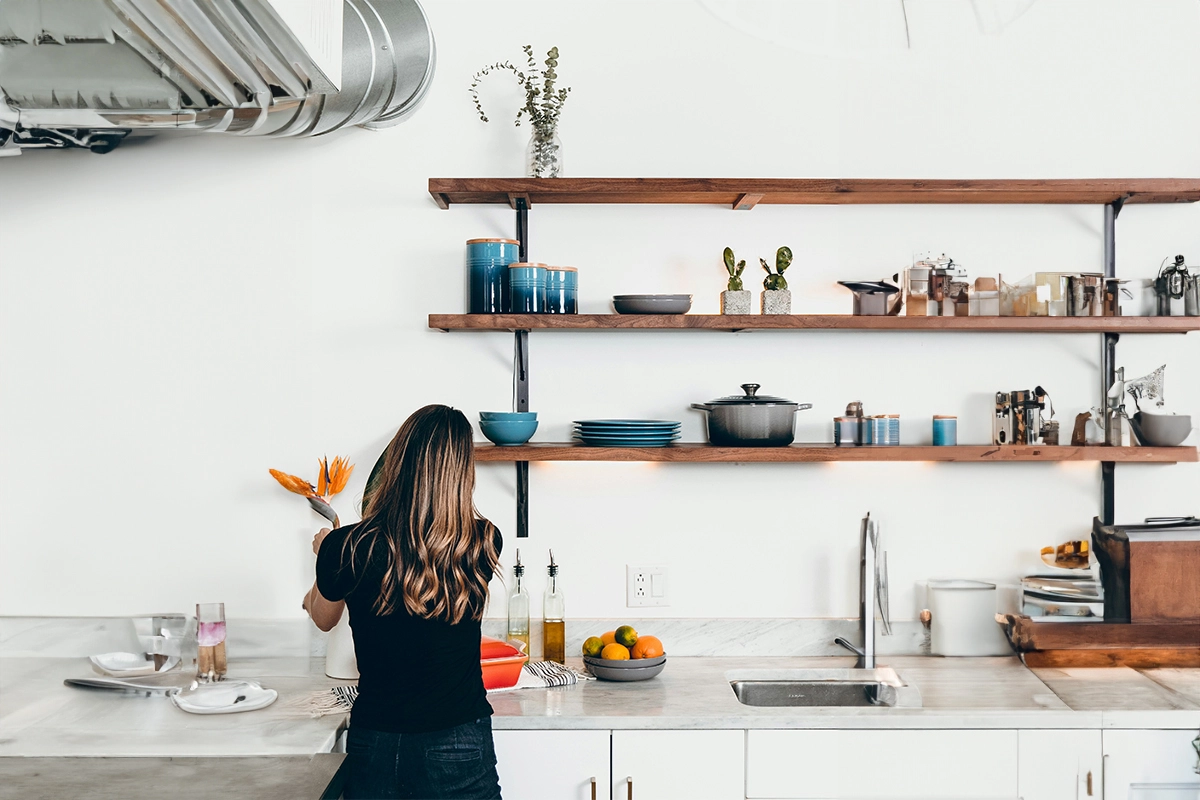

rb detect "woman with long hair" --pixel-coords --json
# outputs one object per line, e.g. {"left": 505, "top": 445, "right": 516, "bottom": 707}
{"left": 304, "top": 404, "right": 503, "bottom": 799}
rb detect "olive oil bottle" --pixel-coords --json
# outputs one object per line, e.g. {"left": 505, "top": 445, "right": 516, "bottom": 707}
{"left": 542, "top": 550, "right": 565, "bottom": 663}
{"left": 506, "top": 550, "right": 530, "bottom": 653}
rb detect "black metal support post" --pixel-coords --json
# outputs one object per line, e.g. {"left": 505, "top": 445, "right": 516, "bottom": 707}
{"left": 1100, "top": 199, "right": 1124, "bottom": 525}
{"left": 515, "top": 197, "right": 530, "bottom": 537}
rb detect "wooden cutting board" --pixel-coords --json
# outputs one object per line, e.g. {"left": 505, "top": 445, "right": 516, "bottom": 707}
{"left": 997, "top": 614, "right": 1200, "bottom": 651}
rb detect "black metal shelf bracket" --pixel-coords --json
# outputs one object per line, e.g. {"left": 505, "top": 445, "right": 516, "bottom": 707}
{"left": 515, "top": 198, "right": 530, "bottom": 537}
{"left": 1100, "top": 197, "right": 1126, "bottom": 525}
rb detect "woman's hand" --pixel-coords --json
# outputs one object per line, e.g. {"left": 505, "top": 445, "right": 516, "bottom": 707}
{"left": 312, "top": 527, "right": 332, "bottom": 556}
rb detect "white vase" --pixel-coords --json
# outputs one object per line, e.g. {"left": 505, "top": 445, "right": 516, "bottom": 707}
{"left": 325, "top": 606, "right": 359, "bottom": 680}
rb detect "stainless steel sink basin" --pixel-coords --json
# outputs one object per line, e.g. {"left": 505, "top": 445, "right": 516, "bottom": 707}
{"left": 727, "top": 667, "right": 922, "bottom": 708}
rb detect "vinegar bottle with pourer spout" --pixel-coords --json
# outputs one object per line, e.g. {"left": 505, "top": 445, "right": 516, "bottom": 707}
{"left": 543, "top": 550, "right": 565, "bottom": 663}
{"left": 507, "top": 549, "right": 530, "bottom": 655}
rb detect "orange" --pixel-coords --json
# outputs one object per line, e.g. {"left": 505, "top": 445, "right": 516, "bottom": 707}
{"left": 600, "top": 643, "right": 630, "bottom": 661}
{"left": 631, "top": 635, "right": 664, "bottom": 659}
{"left": 600, "top": 630, "right": 617, "bottom": 645}
{"left": 615, "top": 625, "right": 638, "bottom": 648}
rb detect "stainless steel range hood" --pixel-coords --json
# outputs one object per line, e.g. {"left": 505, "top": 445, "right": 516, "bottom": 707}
{"left": 0, "top": 0, "right": 434, "bottom": 155}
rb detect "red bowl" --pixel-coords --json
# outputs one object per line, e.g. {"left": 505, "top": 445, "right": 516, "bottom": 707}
{"left": 481, "top": 636, "right": 527, "bottom": 691}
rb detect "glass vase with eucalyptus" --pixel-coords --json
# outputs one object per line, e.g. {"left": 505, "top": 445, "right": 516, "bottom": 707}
{"left": 526, "top": 130, "right": 563, "bottom": 178}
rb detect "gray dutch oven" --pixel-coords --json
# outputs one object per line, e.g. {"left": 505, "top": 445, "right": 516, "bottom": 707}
{"left": 691, "top": 383, "right": 812, "bottom": 446}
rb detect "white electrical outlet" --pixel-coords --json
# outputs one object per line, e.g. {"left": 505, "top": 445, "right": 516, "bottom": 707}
{"left": 627, "top": 564, "right": 669, "bottom": 607}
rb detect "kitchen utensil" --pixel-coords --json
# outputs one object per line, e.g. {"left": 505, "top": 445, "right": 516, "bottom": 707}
{"left": 691, "top": 383, "right": 812, "bottom": 447}
{"left": 169, "top": 680, "right": 277, "bottom": 714}
{"left": 583, "top": 655, "right": 666, "bottom": 682}
{"left": 1131, "top": 411, "right": 1194, "bottom": 447}
{"left": 932, "top": 415, "right": 957, "bottom": 446}
{"left": 480, "top": 636, "right": 528, "bottom": 691}
{"left": 838, "top": 281, "right": 902, "bottom": 315}
{"left": 1155, "top": 255, "right": 1192, "bottom": 316}
{"left": 545, "top": 267, "right": 578, "bottom": 314}
{"left": 509, "top": 263, "right": 547, "bottom": 313}
{"left": 466, "top": 238, "right": 519, "bottom": 313}
{"left": 612, "top": 294, "right": 693, "bottom": 314}
{"left": 926, "top": 580, "right": 1013, "bottom": 656}
{"left": 479, "top": 418, "right": 538, "bottom": 445}
{"left": 993, "top": 387, "right": 1053, "bottom": 445}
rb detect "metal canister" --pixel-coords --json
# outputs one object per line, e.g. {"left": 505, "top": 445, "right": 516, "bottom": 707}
{"left": 834, "top": 417, "right": 859, "bottom": 447}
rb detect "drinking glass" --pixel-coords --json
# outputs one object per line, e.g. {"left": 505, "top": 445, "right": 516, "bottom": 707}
{"left": 196, "top": 603, "right": 227, "bottom": 682}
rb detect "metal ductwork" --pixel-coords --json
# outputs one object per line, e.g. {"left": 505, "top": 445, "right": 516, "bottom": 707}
{"left": 0, "top": 0, "right": 434, "bottom": 155}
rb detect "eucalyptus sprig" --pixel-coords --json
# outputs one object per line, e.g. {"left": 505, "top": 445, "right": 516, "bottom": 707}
{"left": 470, "top": 45, "right": 571, "bottom": 144}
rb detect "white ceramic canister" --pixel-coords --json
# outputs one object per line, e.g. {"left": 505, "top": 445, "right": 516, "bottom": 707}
{"left": 927, "top": 579, "right": 1013, "bottom": 656}
{"left": 325, "top": 606, "right": 360, "bottom": 679}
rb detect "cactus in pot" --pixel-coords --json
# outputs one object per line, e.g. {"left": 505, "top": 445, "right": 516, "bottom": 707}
{"left": 721, "top": 247, "right": 751, "bottom": 314}
{"left": 760, "top": 246, "right": 793, "bottom": 314}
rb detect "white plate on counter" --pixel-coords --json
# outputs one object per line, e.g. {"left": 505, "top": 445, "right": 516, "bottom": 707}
{"left": 90, "top": 652, "right": 180, "bottom": 678}
{"left": 169, "top": 680, "right": 278, "bottom": 714}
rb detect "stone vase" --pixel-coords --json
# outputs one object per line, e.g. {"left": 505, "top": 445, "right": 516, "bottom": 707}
{"left": 761, "top": 289, "right": 792, "bottom": 314}
{"left": 721, "top": 290, "right": 751, "bottom": 314}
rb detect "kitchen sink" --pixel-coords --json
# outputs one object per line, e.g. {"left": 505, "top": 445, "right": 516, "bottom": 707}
{"left": 727, "top": 667, "right": 922, "bottom": 708}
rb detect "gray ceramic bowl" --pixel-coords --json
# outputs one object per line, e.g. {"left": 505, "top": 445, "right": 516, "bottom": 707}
{"left": 1133, "top": 412, "right": 1195, "bottom": 447}
{"left": 582, "top": 654, "right": 667, "bottom": 669}
{"left": 612, "top": 294, "right": 692, "bottom": 315}
{"left": 583, "top": 656, "right": 666, "bottom": 682}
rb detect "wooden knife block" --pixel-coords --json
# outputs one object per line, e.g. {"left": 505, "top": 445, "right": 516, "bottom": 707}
{"left": 1130, "top": 539, "right": 1200, "bottom": 622}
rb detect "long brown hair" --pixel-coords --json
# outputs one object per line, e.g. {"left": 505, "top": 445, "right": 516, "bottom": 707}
{"left": 347, "top": 405, "right": 499, "bottom": 624}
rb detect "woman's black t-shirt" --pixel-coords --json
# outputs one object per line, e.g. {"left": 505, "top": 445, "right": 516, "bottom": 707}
{"left": 315, "top": 520, "right": 502, "bottom": 734}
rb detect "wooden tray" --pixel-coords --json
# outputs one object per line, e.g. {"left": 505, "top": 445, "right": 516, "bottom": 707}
{"left": 997, "top": 614, "right": 1200, "bottom": 651}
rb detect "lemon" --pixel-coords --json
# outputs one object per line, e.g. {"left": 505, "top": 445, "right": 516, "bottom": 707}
{"left": 600, "top": 643, "right": 630, "bottom": 661}
{"left": 582, "top": 636, "right": 604, "bottom": 658}
{"left": 615, "top": 625, "right": 639, "bottom": 648}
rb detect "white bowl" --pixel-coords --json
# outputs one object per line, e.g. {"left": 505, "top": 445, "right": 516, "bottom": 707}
{"left": 1133, "top": 411, "right": 1194, "bottom": 447}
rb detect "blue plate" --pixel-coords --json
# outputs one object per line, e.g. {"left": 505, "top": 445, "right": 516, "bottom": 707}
{"left": 575, "top": 435, "right": 680, "bottom": 444}
{"left": 574, "top": 429, "right": 682, "bottom": 437}
{"left": 573, "top": 422, "right": 681, "bottom": 429}
{"left": 576, "top": 439, "right": 676, "bottom": 448}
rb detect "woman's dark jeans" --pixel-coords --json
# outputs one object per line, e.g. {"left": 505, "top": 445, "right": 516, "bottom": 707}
{"left": 343, "top": 717, "right": 502, "bottom": 799}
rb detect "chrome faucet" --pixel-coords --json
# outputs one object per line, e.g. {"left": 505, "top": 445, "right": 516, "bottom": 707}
{"left": 835, "top": 512, "right": 890, "bottom": 669}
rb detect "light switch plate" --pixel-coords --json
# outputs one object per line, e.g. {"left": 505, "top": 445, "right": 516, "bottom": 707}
{"left": 627, "top": 564, "right": 669, "bottom": 607}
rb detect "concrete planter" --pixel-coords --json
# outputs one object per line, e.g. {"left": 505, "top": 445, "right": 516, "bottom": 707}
{"left": 721, "top": 290, "right": 751, "bottom": 314}
{"left": 761, "top": 289, "right": 792, "bottom": 315}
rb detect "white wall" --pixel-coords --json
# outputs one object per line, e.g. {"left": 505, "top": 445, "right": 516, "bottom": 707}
{"left": 1, "top": 0, "right": 1197, "bottom": 621}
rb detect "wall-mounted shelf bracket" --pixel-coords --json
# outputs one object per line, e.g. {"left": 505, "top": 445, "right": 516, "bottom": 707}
{"left": 514, "top": 196, "right": 531, "bottom": 537}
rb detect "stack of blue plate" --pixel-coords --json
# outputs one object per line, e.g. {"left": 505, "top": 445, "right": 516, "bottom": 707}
{"left": 574, "top": 420, "right": 681, "bottom": 447}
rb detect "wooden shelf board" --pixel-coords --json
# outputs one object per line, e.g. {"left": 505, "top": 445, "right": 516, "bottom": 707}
{"left": 431, "top": 314, "right": 1200, "bottom": 334}
{"left": 429, "top": 178, "right": 1200, "bottom": 208}
{"left": 472, "top": 443, "right": 1196, "bottom": 464}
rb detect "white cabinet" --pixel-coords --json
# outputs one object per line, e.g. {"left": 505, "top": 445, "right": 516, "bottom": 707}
{"left": 611, "top": 730, "right": 745, "bottom": 800}
{"left": 1019, "top": 729, "right": 1103, "bottom": 800}
{"left": 494, "top": 730, "right": 610, "bottom": 800}
{"left": 746, "top": 729, "right": 1018, "bottom": 799}
{"left": 1103, "top": 730, "right": 1200, "bottom": 800}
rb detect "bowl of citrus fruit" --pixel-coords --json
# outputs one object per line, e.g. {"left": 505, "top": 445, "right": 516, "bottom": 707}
{"left": 581, "top": 626, "right": 666, "bottom": 682}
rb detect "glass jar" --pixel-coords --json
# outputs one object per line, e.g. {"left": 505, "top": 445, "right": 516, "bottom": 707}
{"left": 526, "top": 131, "right": 563, "bottom": 178}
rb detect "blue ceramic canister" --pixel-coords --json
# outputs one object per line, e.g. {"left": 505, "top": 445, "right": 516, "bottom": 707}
{"left": 932, "top": 415, "right": 958, "bottom": 446}
{"left": 545, "top": 267, "right": 578, "bottom": 314}
{"left": 467, "top": 238, "right": 520, "bottom": 313}
{"left": 508, "top": 263, "right": 547, "bottom": 313}
{"left": 871, "top": 416, "right": 890, "bottom": 446}
{"left": 887, "top": 414, "right": 900, "bottom": 446}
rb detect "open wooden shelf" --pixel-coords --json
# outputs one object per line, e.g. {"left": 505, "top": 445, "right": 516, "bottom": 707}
{"left": 473, "top": 443, "right": 1197, "bottom": 464}
{"left": 429, "top": 178, "right": 1200, "bottom": 209}
{"left": 431, "top": 314, "right": 1200, "bottom": 334}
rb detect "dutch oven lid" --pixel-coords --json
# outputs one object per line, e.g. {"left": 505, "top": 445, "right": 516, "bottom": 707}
{"left": 706, "top": 383, "right": 797, "bottom": 406}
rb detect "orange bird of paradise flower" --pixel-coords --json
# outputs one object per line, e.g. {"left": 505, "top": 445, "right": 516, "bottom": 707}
{"left": 270, "top": 456, "right": 354, "bottom": 527}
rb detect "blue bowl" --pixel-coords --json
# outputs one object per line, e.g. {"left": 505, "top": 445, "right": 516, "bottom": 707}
{"left": 479, "top": 419, "right": 538, "bottom": 446}
{"left": 480, "top": 411, "right": 538, "bottom": 421}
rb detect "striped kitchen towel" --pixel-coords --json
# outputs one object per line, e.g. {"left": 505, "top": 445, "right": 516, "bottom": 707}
{"left": 287, "top": 662, "right": 592, "bottom": 718}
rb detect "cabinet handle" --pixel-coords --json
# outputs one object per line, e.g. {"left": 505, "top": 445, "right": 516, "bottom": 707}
{"left": 588, "top": 777, "right": 596, "bottom": 800}
{"left": 1086, "top": 770, "right": 1093, "bottom": 796}
{"left": 626, "top": 776, "right": 634, "bottom": 800}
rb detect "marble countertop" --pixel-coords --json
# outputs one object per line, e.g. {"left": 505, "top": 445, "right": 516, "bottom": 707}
{"left": 5, "top": 655, "right": 1200, "bottom": 759}
{"left": 489, "top": 656, "right": 1200, "bottom": 731}
{"left": 0, "top": 657, "right": 349, "bottom": 758}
